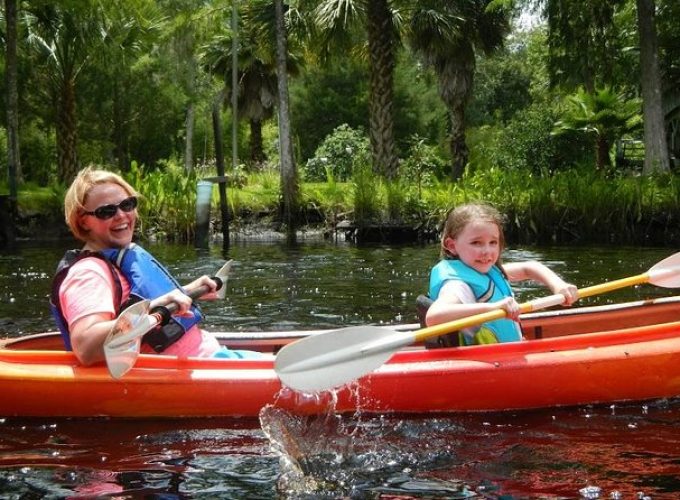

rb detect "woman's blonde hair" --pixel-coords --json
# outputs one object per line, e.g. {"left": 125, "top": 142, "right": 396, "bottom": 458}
{"left": 440, "top": 203, "right": 506, "bottom": 260}
{"left": 64, "top": 166, "right": 138, "bottom": 242}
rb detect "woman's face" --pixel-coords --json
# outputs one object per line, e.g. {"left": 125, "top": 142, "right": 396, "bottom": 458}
{"left": 443, "top": 220, "right": 500, "bottom": 274}
{"left": 79, "top": 182, "right": 137, "bottom": 250}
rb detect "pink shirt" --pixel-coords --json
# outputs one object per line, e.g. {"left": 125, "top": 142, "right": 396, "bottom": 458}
{"left": 59, "top": 257, "right": 219, "bottom": 357}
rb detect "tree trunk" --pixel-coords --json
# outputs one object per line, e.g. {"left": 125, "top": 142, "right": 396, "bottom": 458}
{"left": 449, "top": 107, "right": 467, "bottom": 181}
{"left": 185, "top": 103, "right": 195, "bottom": 173}
{"left": 275, "top": 0, "right": 299, "bottom": 243}
{"left": 57, "top": 77, "right": 79, "bottom": 183}
{"left": 439, "top": 52, "right": 474, "bottom": 181}
{"left": 112, "top": 80, "right": 130, "bottom": 172}
{"left": 636, "top": 0, "right": 670, "bottom": 174}
{"left": 5, "top": 0, "right": 21, "bottom": 195}
{"left": 212, "top": 90, "right": 229, "bottom": 248}
{"left": 596, "top": 136, "right": 611, "bottom": 171}
{"left": 366, "top": 0, "right": 398, "bottom": 179}
{"left": 249, "top": 118, "right": 267, "bottom": 165}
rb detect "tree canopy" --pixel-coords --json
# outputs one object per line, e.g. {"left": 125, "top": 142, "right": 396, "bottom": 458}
{"left": 1, "top": 0, "right": 678, "bottom": 193}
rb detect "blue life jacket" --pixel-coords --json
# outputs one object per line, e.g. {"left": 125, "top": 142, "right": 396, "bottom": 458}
{"left": 428, "top": 259, "right": 521, "bottom": 344}
{"left": 50, "top": 243, "right": 203, "bottom": 352}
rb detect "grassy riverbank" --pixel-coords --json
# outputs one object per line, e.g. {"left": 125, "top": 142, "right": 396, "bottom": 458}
{"left": 11, "top": 164, "right": 680, "bottom": 246}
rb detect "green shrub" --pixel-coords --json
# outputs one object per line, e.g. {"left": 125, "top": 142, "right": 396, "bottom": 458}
{"left": 304, "top": 124, "right": 370, "bottom": 182}
{"left": 401, "top": 135, "right": 447, "bottom": 188}
{"left": 19, "top": 121, "right": 57, "bottom": 186}
{"left": 125, "top": 160, "right": 198, "bottom": 241}
{"left": 469, "top": 101, "right": 591, "bottom": 176}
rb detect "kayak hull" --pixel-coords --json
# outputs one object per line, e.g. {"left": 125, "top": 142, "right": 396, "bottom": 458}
{"left": 2, "top": 297, "right": 680, "bottom": 418}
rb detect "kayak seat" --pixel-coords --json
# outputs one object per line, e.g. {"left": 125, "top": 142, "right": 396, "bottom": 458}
{"left": 416, "top": 294, "right": 460, "bottom": 349}
{"left": 416, "top": 294, "right": 433, "bottom": 327}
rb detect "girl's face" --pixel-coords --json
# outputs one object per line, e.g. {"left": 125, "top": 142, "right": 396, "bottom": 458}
{"left": 78, "top": 182, "right": 137, "bottom": 251}
{"left": 443, "top": 220, "right": 500, "bottom": 274}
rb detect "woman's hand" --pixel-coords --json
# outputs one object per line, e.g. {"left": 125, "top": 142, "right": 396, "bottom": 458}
{"left": 184, "top": 275, "right": 219, "bottom": 301}
{"left": 150, "top": 289, "right": 195, "bottom": 317}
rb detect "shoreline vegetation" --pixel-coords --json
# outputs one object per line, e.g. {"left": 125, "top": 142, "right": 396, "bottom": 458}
{"left": 9, "top": 162, "right": 680, "bottom": 248}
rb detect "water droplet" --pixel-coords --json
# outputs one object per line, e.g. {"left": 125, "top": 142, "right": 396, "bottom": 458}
{"left": 579, "top": 485, "right": 601, "bottom": 499}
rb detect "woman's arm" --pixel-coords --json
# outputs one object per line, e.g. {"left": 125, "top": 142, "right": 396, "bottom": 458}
{"left": 69, "top": 288, "right": 197, "bottom": 366}
{"left": 69, "top": 313, "right": 117, "bottom": 365}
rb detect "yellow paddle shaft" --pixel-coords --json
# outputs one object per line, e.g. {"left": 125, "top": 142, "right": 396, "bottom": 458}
{"left": 413, "top": 271, "right": 652, "bottom": 344}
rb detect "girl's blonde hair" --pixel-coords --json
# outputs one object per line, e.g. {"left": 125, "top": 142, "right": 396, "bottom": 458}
{"left": 64, "top": 166, "right": 138, "bottom": 242}
{"left": 440, "top": 203, "right": 506, "bottom": 260}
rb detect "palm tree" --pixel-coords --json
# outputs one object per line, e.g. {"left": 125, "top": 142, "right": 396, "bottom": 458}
{"left": 202, "top": 1, "right": 301, "bottom": 167}
{"left": 552, "top": 86, "right": 642, "bottom": 171}
{"left": 636, "top": 0, "right": 670, "bottom": 174}
{"left": 275, "top": 0, "right": 299, "bottom": 242}
{"left": 407, "top": 0, "right": 511, "bottom": 180}
{"left": 314, "top": 0, "right": 400, "bottom": 179}
{"left": 24, "top": 2, "right": 103, "bottom": 183}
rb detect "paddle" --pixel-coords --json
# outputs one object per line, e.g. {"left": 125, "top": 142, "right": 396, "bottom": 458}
{"left": 275, "top": 252, "right": 680, "bottom": 393}
{"left": 103, "top": 260, "right": 233, "bottom": 379}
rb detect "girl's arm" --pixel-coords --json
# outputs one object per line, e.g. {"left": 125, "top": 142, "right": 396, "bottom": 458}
{"left": 504, "top": 261, "right": 578, "bottom": 305}
{"left": 425, "top": 280, "right": 520, "bottom": 326}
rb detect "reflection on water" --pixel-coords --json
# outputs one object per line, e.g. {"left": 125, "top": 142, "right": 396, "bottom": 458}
{"left": 2, "top": 398, "right": 678, "bottom": 498}
{"left": 259, "top": 399, "right": 680, "bottom": 499}
{"left": 1, "top": 240, "right": 679, "bottom": 498}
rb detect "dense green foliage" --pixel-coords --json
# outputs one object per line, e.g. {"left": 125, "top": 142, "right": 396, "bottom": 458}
{"left": 11, "top": 155, "right": 680, "bottom": 246}
{"left": 118, "top": 164, "right": 680, "bottom": 246}
{"left": 2, "top": 0, "right": 679, "bottom": 245}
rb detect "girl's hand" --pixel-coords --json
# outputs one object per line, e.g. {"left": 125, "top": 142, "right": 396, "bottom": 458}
{"left": 496, "top": 297, "right": 521, "bottom": 321}
{"left": 555, "top": 282, "right": 579, "bottom": 306}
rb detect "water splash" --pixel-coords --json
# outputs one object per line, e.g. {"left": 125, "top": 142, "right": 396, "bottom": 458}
{"left": 258, "top": 405, "right": 465, "bottom": 498}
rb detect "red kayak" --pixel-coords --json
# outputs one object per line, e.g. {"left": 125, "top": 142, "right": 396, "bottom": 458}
{"left": 1, "top": 296, "right": 680, "bottom": 418}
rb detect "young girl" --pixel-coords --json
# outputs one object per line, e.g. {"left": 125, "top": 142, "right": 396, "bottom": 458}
{"left": 425, "top": 203, "right": 578, "bottom": 345}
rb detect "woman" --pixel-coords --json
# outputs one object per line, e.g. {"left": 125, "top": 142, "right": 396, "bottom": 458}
{"left": 51, "top": 166, "right": 250, "bottom": 365}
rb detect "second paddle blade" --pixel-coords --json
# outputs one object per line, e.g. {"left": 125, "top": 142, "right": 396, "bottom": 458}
{"left": 274, "top": 325, "right": 405, "bottom": 393}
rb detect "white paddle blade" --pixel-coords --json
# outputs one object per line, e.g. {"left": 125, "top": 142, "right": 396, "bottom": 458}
{"left": 215, "top": 260, "right": 233, "bottom": 299}
{"left": 103, "top": 300, "right": 154, "bottom": 379}
{"left": 275, "top": 326, "right": 409, "bottom": 393}
{"left": 647, "top": 252, "right": 680, "bottom": 288}
{"left": 104, "top": 336, "right": 143, "bottom": 379}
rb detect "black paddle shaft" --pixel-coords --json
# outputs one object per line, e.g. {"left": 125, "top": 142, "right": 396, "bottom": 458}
{"left": 148, "top": 276, "right": 224, "bottom": 325}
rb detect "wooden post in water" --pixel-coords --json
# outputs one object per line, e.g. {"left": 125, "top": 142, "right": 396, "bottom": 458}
{"left": 212, "top": 92, "right": 230, "bottom": 249}
{"left": 195, "top": 180, "right": 212, "bottom": 249}
{"left": 0, "top": 195, "right": 16, "bottom": 248}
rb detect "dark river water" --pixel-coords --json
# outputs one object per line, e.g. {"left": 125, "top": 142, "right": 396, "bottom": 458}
{"left": 1, "top": 238, "right": 679, "bottom": 499}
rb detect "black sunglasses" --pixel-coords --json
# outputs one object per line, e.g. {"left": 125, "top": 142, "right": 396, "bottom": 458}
{"left": 83, "top": 196, "right": 138, "bottom": 220}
